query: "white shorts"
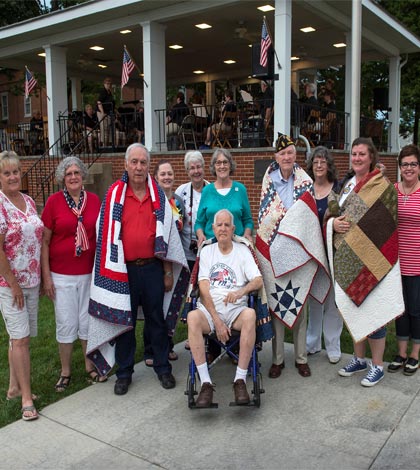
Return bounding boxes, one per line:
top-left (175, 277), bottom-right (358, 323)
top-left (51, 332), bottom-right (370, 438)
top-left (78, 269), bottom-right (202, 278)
top-left (0, 285), bottom-right (39, 339)
top-left (52, 272), bottom-right (92, 343)
top-left (196, 300), bottom-right (247, 333)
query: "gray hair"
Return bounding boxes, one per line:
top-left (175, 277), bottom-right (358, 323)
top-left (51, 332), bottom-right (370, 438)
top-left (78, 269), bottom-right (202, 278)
top-left (184, 150), bottom-right (204, 171)
top-left (125, 143), bottom-right (150, 163)
top-left (55, 156), bottom-right (88, 185)
top-left (209, 148), bottom-right (236, 177)
top-left (0, 150), bottom-right (20, 172)
top-left (213, 208), bottom-right (235, 226)
top-left (305, 82), bottom-right (316, 94)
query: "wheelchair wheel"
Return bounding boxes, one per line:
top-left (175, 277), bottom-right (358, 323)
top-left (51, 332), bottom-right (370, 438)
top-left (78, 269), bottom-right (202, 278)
top-left (186, 373), bottom-right (197, 408)
top-left (252, 372), bottom-right (262, 408)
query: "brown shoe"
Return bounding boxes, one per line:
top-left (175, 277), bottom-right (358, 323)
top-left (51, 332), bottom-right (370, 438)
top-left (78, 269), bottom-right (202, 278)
top-left (295, 362), bottom-right (311, 377)
top-left (233, 379), bottom-right (250, 405)
top-left (268, 362), bottom-right (285, 378)
top-left (196, 382), bottom-right (214, 407)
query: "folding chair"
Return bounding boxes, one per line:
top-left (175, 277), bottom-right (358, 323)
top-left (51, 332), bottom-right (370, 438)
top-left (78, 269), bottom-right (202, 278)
top-left (264, 106), bottom-right (274, 146)
top-left (179, 114), bottom-right (197, 150)
top-left (212, 111), bottom-right (238, 148)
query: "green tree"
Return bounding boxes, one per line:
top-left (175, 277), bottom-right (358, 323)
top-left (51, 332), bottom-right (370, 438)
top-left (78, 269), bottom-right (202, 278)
top-left (380, 0), bottom-right (420, 144)
top-left (0, 0), bottom-right (43, 26)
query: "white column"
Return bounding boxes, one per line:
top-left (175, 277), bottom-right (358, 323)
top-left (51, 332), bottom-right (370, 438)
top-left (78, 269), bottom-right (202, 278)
top-left (44, 45), bottom-right (68, 154)
top-left (274, 0), bottom-right (292, 139)
top-left (344, 32), bottom-right (352, 151)
top-left (70, 77), bottom-right (82, 111)
top-left (388, 56), bottom-right (401, 152)
top-left (350, 0), bottom-right (362, 145)
top-left (142, 21), bottom-right (166, 151)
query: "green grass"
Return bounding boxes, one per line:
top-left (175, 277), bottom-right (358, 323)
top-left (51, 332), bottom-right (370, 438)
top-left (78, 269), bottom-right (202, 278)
top-left (1, 297), bottom-right (397, 429)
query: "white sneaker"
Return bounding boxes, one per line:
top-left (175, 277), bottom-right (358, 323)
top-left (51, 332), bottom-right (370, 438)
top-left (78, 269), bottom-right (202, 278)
top-left (328, 356), bottom-right (341, 364)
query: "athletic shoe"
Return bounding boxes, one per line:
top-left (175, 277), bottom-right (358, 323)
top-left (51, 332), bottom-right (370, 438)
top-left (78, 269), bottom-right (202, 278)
top-left (387, 355), bottom-right (407, 373)
top-left (338, 356), bottom-right (367, 377)
top-left (361, 364), bottom-right (384, 387)
top-left (328, 355), bottom-right (341, 364)
top-left (403, 358), bottom-right (419, 376)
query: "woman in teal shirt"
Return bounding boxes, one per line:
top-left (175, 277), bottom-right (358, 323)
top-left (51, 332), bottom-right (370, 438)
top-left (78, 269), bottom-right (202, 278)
top-left (195, 148), bottom-right (253, 245)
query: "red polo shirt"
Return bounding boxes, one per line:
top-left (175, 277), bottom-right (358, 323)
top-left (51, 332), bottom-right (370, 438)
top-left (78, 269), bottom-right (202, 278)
top-left (121, 184), bottom-right (156, 261)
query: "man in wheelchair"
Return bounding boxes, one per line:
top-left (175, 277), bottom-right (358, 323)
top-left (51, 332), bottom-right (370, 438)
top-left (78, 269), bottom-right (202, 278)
top-left (187, 209), bottom-right (263, 407)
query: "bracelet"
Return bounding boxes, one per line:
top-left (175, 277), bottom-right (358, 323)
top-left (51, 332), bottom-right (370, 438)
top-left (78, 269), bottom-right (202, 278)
top-left (164, 271), bottom-right (173, 277)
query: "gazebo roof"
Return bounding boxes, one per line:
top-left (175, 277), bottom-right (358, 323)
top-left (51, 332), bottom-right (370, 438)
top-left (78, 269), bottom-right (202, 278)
top-left (0, 0), bottom-right (419, 84)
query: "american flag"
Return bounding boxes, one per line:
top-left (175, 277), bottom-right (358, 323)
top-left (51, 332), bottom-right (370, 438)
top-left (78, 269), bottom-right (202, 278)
top-left (121, 48), bottom-right (135, 88)
top-left (260, 18), bottom-right (272, 68)
top-left (24, 67), bottom-right (37, 99)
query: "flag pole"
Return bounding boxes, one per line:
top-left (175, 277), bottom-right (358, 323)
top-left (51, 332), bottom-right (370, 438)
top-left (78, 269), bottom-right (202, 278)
top-left (264, 16), bottom-right (281, 70)
top-left (124, 45), bottom-right (149, 88)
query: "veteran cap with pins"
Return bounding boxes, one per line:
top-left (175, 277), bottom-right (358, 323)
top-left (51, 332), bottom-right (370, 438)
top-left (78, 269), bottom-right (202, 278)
top-left (275, 133), bottom-right (294, 151)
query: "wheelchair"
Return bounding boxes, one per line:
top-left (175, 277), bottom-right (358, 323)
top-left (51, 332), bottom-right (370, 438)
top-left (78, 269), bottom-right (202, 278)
top-left (184, 288), bottom-right (265, 409)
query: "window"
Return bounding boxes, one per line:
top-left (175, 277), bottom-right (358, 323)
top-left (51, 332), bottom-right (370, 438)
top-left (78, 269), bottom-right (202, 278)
top-left (24, 97), bottom-right (32, 117)
top-left (1, 93), bottom-right (8, 120)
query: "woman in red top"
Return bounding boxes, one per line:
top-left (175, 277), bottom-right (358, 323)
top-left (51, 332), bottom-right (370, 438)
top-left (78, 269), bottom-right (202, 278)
top-left (41, 156), bottom-right (102, 391)
top-left (145, 159), bottom-right (185, 364)
top-left (388, 144), bottom-right (420, 376)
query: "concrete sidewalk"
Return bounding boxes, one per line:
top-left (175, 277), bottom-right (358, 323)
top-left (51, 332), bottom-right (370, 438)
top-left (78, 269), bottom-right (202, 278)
top-left (1, 342), bottom-right (419, 470)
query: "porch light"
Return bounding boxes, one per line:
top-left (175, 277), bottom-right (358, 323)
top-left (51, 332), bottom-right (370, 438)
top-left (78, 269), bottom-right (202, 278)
top-left (333, 43), bottom-right (346, 48)
top-left (90, 46), bottom-right (104, 51)
top-left (224, 59), bottom-right (236, 64)
top-left (98, 64), bottom-right (107, 68)
top-left (195, 23), bottom-right (212, 29)
top-left (169, 45), bottom-right (183, 50)
top-left (38, 52), bottom-right (46, 57)
top-left (257, 5), bottom-right (275, 12)
top-left (120, 30), bottom-right (132, 34)
top-left (291, 56), bottom-right (300, 61)
top-left (300, 26), bottom-right (316, 33)
top-left (193, 70), bottom-right (205, 74)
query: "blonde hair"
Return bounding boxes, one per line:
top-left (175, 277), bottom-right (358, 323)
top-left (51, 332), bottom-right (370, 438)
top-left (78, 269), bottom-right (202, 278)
top-left (0, 151), bottom-right (20, 173)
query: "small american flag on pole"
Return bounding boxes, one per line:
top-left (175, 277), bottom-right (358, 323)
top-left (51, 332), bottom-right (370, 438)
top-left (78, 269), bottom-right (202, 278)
top-left (24, 67), bottom-right (38, 99)
top-left (260, 18), bottom-right (272, 68)
top-left (121, 47), bottom-right (135, 88)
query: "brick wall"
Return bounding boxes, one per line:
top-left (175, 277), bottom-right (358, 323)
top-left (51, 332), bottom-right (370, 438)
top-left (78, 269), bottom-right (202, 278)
top-left (20, 149), bottom-right (398, 224)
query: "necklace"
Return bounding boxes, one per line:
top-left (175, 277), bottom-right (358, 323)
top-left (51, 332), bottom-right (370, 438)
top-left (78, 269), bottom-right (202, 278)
top-left (314, 182), bottom-right (333, 200)
top-left (401, 182), bottom-right (419, 203)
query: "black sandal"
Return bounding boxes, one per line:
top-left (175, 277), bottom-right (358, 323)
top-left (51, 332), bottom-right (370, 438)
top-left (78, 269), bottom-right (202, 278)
top-left (55, 375), bottom-right (71, 392)
top-left (87, 369), bottom-right (108, 383)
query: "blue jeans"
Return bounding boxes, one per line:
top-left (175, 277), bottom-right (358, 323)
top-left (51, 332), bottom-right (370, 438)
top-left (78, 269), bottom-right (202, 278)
top-left (115, 259), bottom-right (171, 378)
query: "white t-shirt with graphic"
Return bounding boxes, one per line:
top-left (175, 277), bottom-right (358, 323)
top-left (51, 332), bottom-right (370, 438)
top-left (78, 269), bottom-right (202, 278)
top-left (198, 241), bottom-right (261, 310)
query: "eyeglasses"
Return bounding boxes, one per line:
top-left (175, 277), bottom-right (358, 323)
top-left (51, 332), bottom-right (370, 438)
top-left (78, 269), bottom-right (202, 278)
top-left (400, 162), bottom-right (419, 169)
top-left (312, 159), bottom-right (327, 166)
top-left (65, 170), bottom-right (81, 177)
top-left (215, 160), bottom-right (230, 167)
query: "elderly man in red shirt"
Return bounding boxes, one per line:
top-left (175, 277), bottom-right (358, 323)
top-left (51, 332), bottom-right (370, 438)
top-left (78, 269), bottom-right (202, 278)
top-left (87, 143), bottom-right (188, 395)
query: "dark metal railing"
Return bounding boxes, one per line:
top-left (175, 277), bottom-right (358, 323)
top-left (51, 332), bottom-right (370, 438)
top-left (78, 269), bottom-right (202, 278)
top-left (154, 100), bottom-right (355, 151)
top-left (22, 115), bottom-right (104, 207)
top-left (0, 121), bottom-right (48, 156)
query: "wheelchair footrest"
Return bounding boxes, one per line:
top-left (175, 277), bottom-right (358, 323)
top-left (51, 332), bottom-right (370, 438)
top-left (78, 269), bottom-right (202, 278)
top-left (189, 402), bottom-right (219, 409)
top-left (228, 400), bottom-right (259, 407)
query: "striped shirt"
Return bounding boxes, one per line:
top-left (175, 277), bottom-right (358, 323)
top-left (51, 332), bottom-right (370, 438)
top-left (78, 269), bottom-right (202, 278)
top-left (395, 183), bottom-right (420, 276)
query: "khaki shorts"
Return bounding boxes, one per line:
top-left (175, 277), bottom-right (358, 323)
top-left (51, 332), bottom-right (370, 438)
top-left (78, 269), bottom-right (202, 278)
top-left (196, 300), bottom-right (248, 333)
top-left (0, 286), bottom-right (39, 339)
